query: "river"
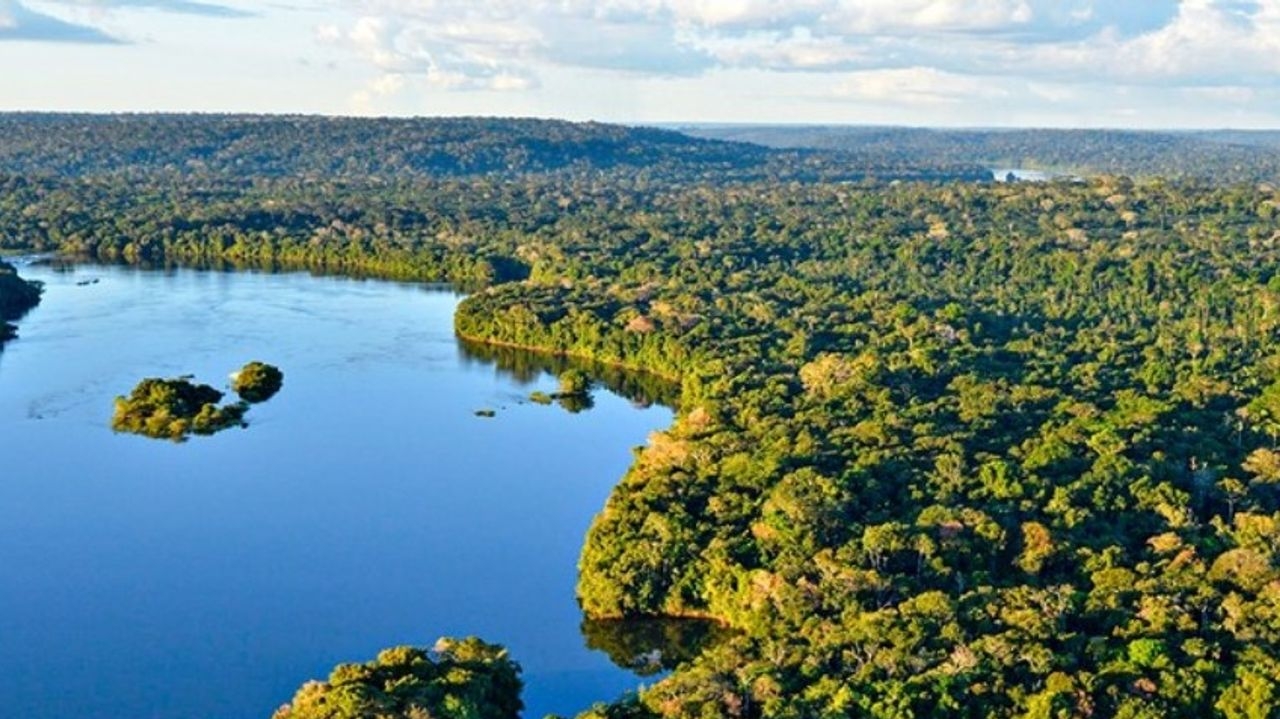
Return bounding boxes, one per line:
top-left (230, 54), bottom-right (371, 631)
top-left (0, 262), bottom-right (673, 718)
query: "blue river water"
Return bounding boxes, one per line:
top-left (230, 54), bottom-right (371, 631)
top-left (0, 263), bottom-right (672, 718)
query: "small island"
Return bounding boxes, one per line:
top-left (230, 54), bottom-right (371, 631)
top-left (528, 369), bottom-right (595, 413)
top-left (112, 377), bottom-right (246, 441)
top-left (113, 360), bottom-right (283, 441)
top-left (230, 361), bottom-right (283, 403)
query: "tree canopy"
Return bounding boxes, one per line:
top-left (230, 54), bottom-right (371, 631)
top-left (0, 260), bottom-right (41, 344)
top-left (5, 114), bottom-right (1280, 717)
top-left (272, 638), bottom-right (523, 719)
top-left (232, 361), bottom-right (283, 403)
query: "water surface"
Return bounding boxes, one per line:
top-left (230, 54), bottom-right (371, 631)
top-left (0, 264), bottom-right (672, 719)
top-left (991, 167), bottom-right (1053, 182)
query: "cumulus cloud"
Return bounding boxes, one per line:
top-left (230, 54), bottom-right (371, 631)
top-left (310, 0), bottom-right (1280, 124)
top-left (1009, 0), bottom-right (1280, 85)
top-left (321, 1), bottom-right (1239, 84)
top-left (318, 12), bottom-right (539, 92)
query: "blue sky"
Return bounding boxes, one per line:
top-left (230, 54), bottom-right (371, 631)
top-left (1, 0), bottom-right (1277, 127)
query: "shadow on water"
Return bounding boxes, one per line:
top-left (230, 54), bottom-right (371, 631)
top-left (457, 338), bottom-right (682, 411)
top-left (581, 618), bottom-right (735, 677)
top-left (37, 253), bottom-right (489, 291)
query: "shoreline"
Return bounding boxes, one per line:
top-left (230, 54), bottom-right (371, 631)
top-left (453, 331), bottom-right (684, 386)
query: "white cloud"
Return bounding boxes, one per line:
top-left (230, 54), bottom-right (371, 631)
top-left (824, 0), bottom-right (1035, 34)
top-left (1026, 81), bottom-right (1078, 104)
top-left (368, 70), bottom-right (402, 95)
top-left (314, 21), bottom-right (339, 42)
top-left (663, 0), bottom-right (826, 29)
top-left (832, 66), bottom-right (1010, 105)
top-left (318, 1), bottom-right (1206, 85)
top-left (310, 0), bottom-right (1280, 126)
top-left (324, 11), bottom-right (538, 91)
top-left (694, 27), bottom-right (875, 71)
top-left (1119, 0), bottom-right (1280, 80)
top-left (1013, 0), bottom-right (1280, 85)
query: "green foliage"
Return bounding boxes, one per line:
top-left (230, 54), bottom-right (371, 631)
top-left (0, 260), bottom-right (41, 344)
top-left (10, 116), bottom-right (1280, 717)
top-left (231, 361), bottom-right (283, 403)
top-left (272, 637), bottom-right (523, 719)
top-left (442, 176), bottom-right (1280, 718)
top-left (115, 360), bottom-right (284, 440)
top-left (686, 125), bottom-right (1280, 184)
top-left (112, 377), bottom-right (246, 441)
top-left (0, 114), bottom-right (988, 183)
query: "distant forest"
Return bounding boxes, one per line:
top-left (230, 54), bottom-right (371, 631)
top-left (682, 125), bottom-right (1280, 185)
top-left (0, 114), bottom-right (988, 183)
top-left (4, 114), bottom-right (1280, 719)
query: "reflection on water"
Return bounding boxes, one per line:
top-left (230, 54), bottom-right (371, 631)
top-left (35, 253), bottom-right (491, 291)
top-left (458, 338), bottom-right (682, 411)
top-left (582, 618), bottom-right (735, 677)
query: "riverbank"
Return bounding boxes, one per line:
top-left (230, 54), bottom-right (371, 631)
top-left (0, 259), bottom-right (42, 344)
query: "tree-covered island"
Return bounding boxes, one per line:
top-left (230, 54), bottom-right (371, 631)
top-left (113, 361), bottom-right (283, 441)
top-left (111, 377), bottom-right (247, 441)
top-left (232, 361), bottom-right (284, 403)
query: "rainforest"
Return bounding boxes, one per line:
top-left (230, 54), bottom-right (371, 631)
top-left (3, 115), bottom-right (1280, 718)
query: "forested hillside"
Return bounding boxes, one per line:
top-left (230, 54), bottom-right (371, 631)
top-left (683, 125), bottom-right (1280, 185)
top-left (0, 114), bottom-right (987, 183)
top-left (4, 115), bottom-right (1280, 717)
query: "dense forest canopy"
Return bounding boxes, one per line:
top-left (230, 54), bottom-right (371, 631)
top-left (5, 114), bottom-right (1280, 717)
top-left (455, 175), bottom-right (1280, 719)
top-left (0, 114), bottom-right (987, 183)
top-left (682, 125), bottom-right (1280, 185)
top-left (112, 376), bottom-right (247, 440)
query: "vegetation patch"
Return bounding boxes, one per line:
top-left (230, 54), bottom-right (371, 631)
top-left (112, 377), bottom-right (246, 441)
top-left (231, 361), bottom-right (283, 403)
top-left (271, 637), bottom-right (522, 719)
top-left (113, 360), bottom-right (282, 441)
top-left (0, 260), bottom-right (42, 344)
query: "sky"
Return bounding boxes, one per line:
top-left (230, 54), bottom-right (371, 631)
top-left (0, 0), bottom-right (1278, 128)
